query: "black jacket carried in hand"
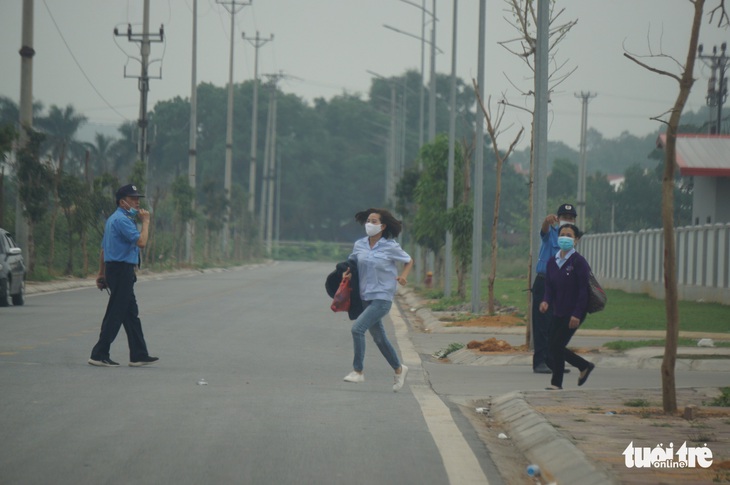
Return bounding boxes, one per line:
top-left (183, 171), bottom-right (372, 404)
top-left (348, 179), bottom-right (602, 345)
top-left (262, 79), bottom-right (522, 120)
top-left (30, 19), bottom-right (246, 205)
top-left (325, 258), bottom-right (363, 320)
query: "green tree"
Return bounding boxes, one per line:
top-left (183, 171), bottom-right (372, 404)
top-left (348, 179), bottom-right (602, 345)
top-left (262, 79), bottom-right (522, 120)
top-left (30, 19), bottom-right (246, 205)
top-left (547, 158), bottom-right (578, 200)
top-left (36, 104), bottom-right (87, 274)
top-left (15, 129), bottom-right (53, 275)
top-left (200, 178), bottom-right (228, 261)
top-left (585, 171), bottom-right (615, 233)
top-left (86, 133), bottom-right (116, 177)
top-left (412, 134), bottom-right (467, 284)
top-left (171, 174), bottom-right (196, 261)
top-left (58, 173), bottom-right (89, 275)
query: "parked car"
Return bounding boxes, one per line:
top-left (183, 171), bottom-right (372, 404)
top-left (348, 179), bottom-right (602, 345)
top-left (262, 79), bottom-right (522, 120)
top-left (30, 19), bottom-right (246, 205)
top-left (0, 228), bottom-right (25, 306)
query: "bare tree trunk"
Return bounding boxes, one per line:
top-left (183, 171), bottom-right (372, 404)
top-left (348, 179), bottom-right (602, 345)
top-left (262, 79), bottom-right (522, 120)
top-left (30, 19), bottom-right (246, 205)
top-left (27, 222), bottom-right (36, 276)
top-left (472, 85), bottom-right (524, 315)
top-left (624, 0), bottom-right (705, 414)
top-left (82, 226), bottom-right (88, 276)
top-left (65, 213), bottom-right (74, 276)
top-left (660, 0), bottom-right (703, 415)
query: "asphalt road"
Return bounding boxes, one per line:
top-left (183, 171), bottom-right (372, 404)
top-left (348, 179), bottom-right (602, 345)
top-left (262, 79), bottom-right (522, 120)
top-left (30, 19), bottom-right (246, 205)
top-left (0, 262), bottom-right (502, 485)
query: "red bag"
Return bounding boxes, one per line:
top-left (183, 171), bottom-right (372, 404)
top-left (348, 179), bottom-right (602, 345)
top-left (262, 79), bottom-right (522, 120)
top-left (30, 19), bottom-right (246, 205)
top-left (330, 278), bottom-right (351, 313)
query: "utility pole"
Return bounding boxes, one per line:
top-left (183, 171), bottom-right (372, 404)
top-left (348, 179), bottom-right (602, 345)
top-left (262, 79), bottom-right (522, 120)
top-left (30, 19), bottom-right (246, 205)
top-left (575, 91), bottom-right (596, 224)
top-left (366, 70), bottom-right (400, 205)
top-left (444, 0), bottom-right (457, 298)
top-left (531, 0), bottom-right (549, 285)
top-left (260, 73), bottom-right (282, 256)
top-left (698, 42), bottom-right (729, 134)
top-left (217, 0), bottom-right (251, 257)
top-left (386, 1), bottom-right (440, 285)
top-left (242, 31), bottom-right (274, 215)
top-left (15, 0), bottom-right (34, 259)
top-left (186, 0), bottom-right (198, 264)
top-left (471, 0), bottom-right (485, 314)
top-left (114, 0), bottom-right (164, 187)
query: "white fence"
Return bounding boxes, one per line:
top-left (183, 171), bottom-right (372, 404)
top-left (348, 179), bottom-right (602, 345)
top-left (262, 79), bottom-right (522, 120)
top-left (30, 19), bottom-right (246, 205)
top-left (580, 223), bottom-right (730, 305)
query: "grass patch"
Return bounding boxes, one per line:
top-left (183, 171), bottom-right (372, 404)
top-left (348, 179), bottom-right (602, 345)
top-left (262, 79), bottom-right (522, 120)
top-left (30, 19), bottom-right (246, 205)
top-left (434, 343), bottom-right (465, 359)
top-left (707, 387), bottom-right (730, 407)
top-left (603, 339), bottom-right (730, 351)
top-left (421, 277), bottom-right (730, 334)
top-left (624, 398), bottom-right (651, 407)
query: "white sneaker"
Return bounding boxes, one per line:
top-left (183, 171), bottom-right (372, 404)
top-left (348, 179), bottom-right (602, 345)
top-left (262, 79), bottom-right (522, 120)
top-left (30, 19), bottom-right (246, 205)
top-left (343, 371), bottom-right (364, 383)
top-left (393, 365), bottom-right (408, 392)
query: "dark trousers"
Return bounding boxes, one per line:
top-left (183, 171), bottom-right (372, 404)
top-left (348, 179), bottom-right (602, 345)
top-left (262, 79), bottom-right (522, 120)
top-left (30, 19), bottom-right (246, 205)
top-left (90, 262), bottom-right (149, 361)
top-left (531, 275), bottom-right (550, 369)
top-left (547, 314), bottom-right (590, 388)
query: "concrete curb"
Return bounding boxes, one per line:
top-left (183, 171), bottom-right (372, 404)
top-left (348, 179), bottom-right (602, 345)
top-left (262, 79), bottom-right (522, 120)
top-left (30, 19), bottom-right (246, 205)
top-left (396, 285), bottom-right (729, 484)
top-left (491, 392), bottom-right (619, 484)
top-left (395, 286), bottom-right (730, 372)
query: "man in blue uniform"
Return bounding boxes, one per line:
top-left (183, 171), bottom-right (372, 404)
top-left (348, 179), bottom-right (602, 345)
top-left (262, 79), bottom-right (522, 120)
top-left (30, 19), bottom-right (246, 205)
top-left (532, 203), bottom-right (576, 374)
top-left (88, 184), bottom-right (158, 367)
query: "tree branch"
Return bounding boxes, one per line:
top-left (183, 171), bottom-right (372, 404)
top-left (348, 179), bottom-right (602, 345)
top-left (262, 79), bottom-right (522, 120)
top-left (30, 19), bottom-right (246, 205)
top-left (623, 52), bottom-right (682, 83)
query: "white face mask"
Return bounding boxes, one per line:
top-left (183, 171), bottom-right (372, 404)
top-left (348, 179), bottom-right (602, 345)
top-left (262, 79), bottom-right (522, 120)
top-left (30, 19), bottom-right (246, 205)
top-left (559, 219), bottom-right (572, 227)
top-left (365, 222), bottom-right (383, 237)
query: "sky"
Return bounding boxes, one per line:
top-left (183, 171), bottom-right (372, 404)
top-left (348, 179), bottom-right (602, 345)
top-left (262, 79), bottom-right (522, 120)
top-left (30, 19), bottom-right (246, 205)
top-left (1, 0), bottom-right (729, 151)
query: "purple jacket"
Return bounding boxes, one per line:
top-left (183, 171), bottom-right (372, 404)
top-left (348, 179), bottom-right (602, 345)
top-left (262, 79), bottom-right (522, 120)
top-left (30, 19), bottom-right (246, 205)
top-left (543, 251), bottom-right (591, 321)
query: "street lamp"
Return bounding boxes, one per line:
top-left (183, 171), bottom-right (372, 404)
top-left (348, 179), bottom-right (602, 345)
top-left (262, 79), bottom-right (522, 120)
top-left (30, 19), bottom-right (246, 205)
top-left (385, 0), bottom-right (439, 283)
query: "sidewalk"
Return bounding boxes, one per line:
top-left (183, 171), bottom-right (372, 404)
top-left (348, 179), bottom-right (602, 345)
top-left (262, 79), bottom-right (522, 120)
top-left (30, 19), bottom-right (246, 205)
top-left (396, 286), bottom-right (730, 485)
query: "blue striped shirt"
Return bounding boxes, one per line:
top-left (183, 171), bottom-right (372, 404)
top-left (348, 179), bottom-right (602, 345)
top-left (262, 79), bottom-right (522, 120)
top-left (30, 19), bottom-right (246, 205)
top-left (349, 237), bottom-right (411, 301)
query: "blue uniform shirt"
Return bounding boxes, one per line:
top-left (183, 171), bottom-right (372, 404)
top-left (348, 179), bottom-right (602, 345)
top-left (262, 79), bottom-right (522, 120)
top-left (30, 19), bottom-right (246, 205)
top-left (536, 225), bottom-right (559, 275)
top-left (349, 237), bottom-right (411, 302)
top-left (102, 207), bottom-right (141, 264)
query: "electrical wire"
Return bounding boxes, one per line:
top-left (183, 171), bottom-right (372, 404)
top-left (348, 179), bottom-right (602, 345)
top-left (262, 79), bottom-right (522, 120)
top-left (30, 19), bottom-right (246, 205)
top-left (41, 0), bottom-right (130, 121)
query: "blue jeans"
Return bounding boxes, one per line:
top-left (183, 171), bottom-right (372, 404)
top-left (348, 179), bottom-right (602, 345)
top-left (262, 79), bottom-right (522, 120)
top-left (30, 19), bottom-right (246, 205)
top-left (351, 300), bottom-right (401, 372)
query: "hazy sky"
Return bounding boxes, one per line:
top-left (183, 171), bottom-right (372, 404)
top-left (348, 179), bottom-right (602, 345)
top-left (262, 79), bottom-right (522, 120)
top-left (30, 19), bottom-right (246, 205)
top-left (1, 0), bottom-right (728, 150)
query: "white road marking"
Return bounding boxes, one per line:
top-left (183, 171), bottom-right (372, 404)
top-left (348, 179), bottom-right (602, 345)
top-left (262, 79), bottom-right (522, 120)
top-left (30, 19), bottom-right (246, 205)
top-left (390, 306), bottom-right (490, 485)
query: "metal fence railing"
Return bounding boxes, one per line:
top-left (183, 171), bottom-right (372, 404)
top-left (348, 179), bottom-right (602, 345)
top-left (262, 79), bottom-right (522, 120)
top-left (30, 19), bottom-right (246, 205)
top-left (580, 223), bottom-right (730, 305)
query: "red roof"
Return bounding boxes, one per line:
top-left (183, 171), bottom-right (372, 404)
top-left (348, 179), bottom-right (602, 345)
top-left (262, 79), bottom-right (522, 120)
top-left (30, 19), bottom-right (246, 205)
top-left (657, 133), bottom-right (730, 177)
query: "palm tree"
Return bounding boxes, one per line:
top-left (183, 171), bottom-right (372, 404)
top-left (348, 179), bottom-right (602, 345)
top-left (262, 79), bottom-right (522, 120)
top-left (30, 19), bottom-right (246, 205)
top-left (35, 104), bottom-right (87, 274)
top-left (85, 132), bottom-right (117, 179)
top-left (102, 121), bottom-right (138, 181)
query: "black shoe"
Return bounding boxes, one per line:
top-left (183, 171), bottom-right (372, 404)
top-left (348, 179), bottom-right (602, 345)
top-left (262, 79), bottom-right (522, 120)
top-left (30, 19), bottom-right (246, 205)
top-left (129, 356), bottom-right (159, 367)
top-left (533, 364), bottom-right (551, 374)
top-left (88, 358), bottom-right (120, 367)
top-left (563, 368), bottom-right (571, 374)
top-left (578, 363), bottom-right (595, 386)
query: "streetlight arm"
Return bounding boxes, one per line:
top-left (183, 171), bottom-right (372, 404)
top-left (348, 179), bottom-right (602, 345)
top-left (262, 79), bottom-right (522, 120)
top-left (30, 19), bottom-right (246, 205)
top-left (397, 0), bottom-right (436, 19)
top-left (383, 24), bottom-right (443, 54)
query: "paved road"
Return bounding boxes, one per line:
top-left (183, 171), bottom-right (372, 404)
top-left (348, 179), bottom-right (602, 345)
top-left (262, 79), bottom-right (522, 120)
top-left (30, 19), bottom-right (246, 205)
top-left (0, 262), bottom-right (501, 485)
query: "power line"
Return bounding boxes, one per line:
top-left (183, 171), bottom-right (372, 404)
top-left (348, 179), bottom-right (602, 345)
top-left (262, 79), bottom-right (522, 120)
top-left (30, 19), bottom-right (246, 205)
top-left (41, 0), bottom-right (129, 121)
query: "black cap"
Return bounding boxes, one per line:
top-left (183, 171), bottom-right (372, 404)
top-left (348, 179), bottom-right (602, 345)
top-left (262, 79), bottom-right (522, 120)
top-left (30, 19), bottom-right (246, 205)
top-left (557, 203), bottom-right (577, 217)
top-left (115, 184), bottom-right (145, 202)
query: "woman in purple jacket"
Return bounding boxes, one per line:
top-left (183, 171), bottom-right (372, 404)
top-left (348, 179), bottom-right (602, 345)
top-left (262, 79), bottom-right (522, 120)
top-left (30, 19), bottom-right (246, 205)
top-left (539, 223), bottom-right (596, 390)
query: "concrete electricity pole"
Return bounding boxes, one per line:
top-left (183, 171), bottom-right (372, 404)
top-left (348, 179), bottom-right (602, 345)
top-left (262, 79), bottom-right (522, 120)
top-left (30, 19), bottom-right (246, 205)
top-left (698, 42), bottom-right (729, 134)
top-left (186, 0), bottom-right (198, 264)
top-left (575, 91), bottom-right (596, 224)
top-left (260, 73), bottom-right (282, 256)
top-left (15, 0), bottom-right (34, 259)
top-left (242, 31), bottom-right (274, 215)
top-left (114, 0), bottom-right (164, 186)
top-left (531, 0), bottom-right (549, 289)
top-left (470, 0), bottom-right (486, 314)
top-left (217, 0), bottom-right (251, 256)
top-left (444, 0), bottom-right (458, 298)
